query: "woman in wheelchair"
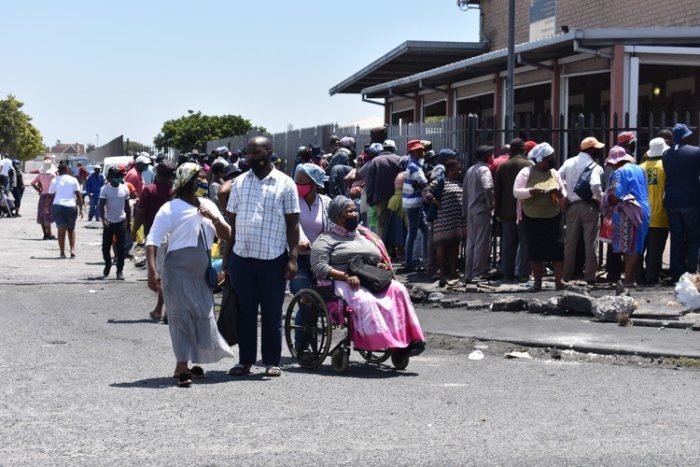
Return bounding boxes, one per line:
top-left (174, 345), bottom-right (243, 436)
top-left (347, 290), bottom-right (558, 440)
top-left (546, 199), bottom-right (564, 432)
top-left (309, 195), bottom-right (425, 359)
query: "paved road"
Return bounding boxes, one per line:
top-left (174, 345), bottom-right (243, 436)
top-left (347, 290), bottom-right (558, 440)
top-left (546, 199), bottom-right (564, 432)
top-left (2, 186), bottom-right (700, 466)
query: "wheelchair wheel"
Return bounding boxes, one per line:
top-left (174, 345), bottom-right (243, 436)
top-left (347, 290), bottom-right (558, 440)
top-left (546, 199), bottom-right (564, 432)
top-left (284, 289), bottom-right (332, 369)
top-left (331, 348), bottom-right (350, 374)
top-left (391, 350), bottom-right (410, 370)
top-left (358, 349), bottom-right (391, 364)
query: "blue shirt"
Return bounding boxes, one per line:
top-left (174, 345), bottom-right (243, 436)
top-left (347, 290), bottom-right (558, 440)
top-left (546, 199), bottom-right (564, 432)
top-left (611, 164), bottom-right (650, 222)
top-left (662, 143), bottom-right (700, 209)
top-left (85, 173), bottom-right (104, 196)
top-left (402, 159), bottom-right (428, 209)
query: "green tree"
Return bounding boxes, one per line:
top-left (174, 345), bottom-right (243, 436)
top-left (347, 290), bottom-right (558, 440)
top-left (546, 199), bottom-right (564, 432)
top-left (0, 95), bottom-right (45, 160)
top-left (125, 140), bottom-right (152, 156)
top-left (153, 110), bottom-right (266, 152)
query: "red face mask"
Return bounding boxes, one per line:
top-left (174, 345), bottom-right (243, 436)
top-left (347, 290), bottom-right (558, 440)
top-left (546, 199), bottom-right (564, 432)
top-left (296, 183), bottom-right (313, 198)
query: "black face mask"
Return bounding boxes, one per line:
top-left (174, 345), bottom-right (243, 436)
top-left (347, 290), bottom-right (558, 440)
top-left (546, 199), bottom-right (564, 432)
top-left (250, 157), bottom-right (270, 175)
top-left (342, 216), bottom-right (359, 232)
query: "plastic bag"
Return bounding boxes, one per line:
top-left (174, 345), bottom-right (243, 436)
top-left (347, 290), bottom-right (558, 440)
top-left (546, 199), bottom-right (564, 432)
top-left (674, 272), bottom-right (700, 310)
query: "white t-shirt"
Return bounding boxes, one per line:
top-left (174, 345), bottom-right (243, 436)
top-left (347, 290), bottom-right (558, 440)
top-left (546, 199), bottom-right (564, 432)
top-left (558, 152), bottom-right (604, 202)
top-left (0, 158), bottom-right (12, 176)
top-left (146, 197), bottom-right (224, 253)
top-left (48, 175), bottom-right (81, 207)
top-left (99, 183), bottom-right (130, 223)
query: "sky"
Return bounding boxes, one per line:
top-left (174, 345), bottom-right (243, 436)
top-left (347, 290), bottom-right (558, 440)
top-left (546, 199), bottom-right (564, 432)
top-left (1, 1), bottom-right (480, 148)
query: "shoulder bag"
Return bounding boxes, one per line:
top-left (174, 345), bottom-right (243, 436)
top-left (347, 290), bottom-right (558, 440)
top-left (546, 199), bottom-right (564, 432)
top-left (200, 224), bottom-right (219, 290)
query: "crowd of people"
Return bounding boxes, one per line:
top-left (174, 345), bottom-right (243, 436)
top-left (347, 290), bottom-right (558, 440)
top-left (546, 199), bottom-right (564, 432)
top-left (6, 120), bottom-right (700, 386)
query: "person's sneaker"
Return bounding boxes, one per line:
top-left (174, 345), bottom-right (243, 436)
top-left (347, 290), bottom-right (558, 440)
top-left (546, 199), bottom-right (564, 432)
top-left (103, 265), bottom-right (111, 278)
top-left (116, 272), bottom-right (125, 281)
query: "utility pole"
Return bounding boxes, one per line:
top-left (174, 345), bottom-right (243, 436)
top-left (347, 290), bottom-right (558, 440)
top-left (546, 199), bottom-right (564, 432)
top-left (505, 0), bottom-right (515, 142)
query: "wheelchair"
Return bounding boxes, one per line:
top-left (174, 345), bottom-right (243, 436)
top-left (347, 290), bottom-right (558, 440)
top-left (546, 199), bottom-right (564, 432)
top-left (284, 284), bottom-right (411, 374)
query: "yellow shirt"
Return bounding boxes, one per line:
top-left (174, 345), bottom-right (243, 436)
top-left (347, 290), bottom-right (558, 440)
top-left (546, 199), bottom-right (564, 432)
top-left (639, 158), bottom-right (668, 228)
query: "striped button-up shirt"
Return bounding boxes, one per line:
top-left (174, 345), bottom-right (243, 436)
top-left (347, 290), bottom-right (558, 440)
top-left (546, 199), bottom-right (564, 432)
top-left (227, 168), bottom-right (300, 260)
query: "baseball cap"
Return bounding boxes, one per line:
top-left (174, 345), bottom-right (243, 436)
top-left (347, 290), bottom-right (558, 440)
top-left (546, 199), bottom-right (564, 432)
top-left (580, 136), bottom-right (605, 151)
top-left (617, 131), bottom-right (636, 145)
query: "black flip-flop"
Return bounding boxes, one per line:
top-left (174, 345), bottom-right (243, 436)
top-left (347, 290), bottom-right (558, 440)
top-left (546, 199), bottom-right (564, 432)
top-left (190, 366), bottom-right (205, 378)
top-left (228, 364), bottom-right (251, 376)
top-left (176, 372), bottom-right (192, 388)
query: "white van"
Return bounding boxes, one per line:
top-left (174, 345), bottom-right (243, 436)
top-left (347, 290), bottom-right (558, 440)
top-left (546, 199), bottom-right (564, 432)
top-left (102, 156), bottom-right (132, 174)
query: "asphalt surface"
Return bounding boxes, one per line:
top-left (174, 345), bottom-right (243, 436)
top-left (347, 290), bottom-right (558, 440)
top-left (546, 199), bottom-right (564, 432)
top-left (2, 186), bottom-right (700, 466)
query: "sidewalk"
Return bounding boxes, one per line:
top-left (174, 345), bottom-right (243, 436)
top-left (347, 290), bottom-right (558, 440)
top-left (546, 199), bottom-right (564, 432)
top-left (416, 307), bottom-right (700, 359)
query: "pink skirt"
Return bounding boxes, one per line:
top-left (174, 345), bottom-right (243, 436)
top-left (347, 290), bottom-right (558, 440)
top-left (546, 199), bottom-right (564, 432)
top-left (332, 280), bottom-right (425, 352)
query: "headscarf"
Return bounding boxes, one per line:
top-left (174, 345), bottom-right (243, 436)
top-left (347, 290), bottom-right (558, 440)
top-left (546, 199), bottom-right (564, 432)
top-left (295, 163), bottom-right (325, 188)
top-left (527, 142), bottom-right (555, 163)
top-left (327, 195), bottom-right (352, 224)
top-left (173, 162), bottom-right (200, 192)
top-left (40, 158), bottom-right (57, 174)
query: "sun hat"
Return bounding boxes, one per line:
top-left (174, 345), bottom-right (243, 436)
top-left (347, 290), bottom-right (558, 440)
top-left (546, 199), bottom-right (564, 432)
top-left (605, 146), bottom-right (635, 166)
top-left (383, 139), bottom-right (396, 150)
top-left (367, 143), bottom-right (383, 155)
top-left (672, 123), bottom-right (693, 143)
top-left (617, 131), bottom-right (636, 145)
top-left (135, 155), bottom-right (151, 165)
top-left (647, 137), bottom-right (669, 158)
top-left (407, 140), bottom-right (424, 153)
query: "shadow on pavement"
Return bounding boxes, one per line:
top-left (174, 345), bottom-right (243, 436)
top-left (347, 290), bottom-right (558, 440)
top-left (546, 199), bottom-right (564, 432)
top-left (282, 362), bottom-right (418, 379)
top-left (107, 318), bottom-right (159, 324)
top-left (29, 256), bottom-right (66, 260)
top-left (84, 262), bottom-right (106, 266)
top-left (110, 371), bottom-right (256, 389)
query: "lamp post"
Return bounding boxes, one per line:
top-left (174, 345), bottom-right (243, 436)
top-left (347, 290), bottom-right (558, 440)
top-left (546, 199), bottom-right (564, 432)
top-left (505, 0), bottom-right (515, 142)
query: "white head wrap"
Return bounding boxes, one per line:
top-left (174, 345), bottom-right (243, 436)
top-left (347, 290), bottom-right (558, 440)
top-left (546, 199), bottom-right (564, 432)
top-left (527, 142), bottom-right (555, 163)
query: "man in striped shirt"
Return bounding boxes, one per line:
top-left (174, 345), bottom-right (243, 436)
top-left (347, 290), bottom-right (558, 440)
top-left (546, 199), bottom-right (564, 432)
top-left (224, 136), bottom-right (301, 378)
top-left (402, 140), bottom-right (429, 271)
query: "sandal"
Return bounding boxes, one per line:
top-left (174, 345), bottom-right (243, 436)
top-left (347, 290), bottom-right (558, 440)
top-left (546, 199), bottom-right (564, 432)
top-left (175, 372), bottom-right (192, 388)
top-left (190, 365), bottom-right (205, 378)
top-left (265, 366), bottom-right (281, 377)
top-left (228, 364), bottom-right (251, 376)
top-left (149, 311), bottom-right (162, 321)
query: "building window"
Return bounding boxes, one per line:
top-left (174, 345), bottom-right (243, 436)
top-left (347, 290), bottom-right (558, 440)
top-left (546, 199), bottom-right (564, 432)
top-left (567, 72), bottom-right (611, 121)
top-left (638, 64), bottom-right (700, 129)
top-left (391, 109), bottom-right (414, 125)
top-left (423, 100), bottom-right (447, 123)
top-left (513, 83), bottom-right (551, 126)
top-left (457, 93), bottom-right (494, 120)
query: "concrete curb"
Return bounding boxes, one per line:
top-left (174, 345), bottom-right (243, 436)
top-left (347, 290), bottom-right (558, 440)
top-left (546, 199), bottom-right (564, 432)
top-left (426, 331), bottom-right (700, 360)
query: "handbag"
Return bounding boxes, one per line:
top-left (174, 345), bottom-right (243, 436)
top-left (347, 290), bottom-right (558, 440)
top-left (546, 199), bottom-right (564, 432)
top-left (200, 225), bottom-right (219, 290)
top-left (217, 282), bottom-right (238, 345)
top-left (348, 255), bottom-right (393, 294)
top-left (424, 177), bottom-right (445, 222)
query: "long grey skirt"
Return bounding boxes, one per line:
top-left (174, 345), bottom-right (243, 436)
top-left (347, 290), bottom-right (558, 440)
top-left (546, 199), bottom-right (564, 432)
top-left (162, 237), bottom-right (234, 363)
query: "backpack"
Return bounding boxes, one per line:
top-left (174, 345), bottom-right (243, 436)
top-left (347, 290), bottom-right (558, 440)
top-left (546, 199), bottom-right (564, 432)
top-left (573, 162), bottom-right (597, 202)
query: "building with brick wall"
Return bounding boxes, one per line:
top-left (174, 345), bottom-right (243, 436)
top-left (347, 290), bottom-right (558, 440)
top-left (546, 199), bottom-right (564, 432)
top-left (331, 0), bottom-right (700, 155)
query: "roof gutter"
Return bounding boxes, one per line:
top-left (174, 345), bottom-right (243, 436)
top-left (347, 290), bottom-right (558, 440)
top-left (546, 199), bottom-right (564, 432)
top-left (573, 39), bottom-right (612, 59)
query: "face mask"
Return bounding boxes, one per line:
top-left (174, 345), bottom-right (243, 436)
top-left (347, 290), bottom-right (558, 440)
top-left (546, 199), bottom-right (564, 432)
top-left (110, 177), bottom-right (123, 187)
top-left (250, 157), bottom-right (270, 175)
top-left (195, 181), bottom-right (208, 197)
top-left (296, 183), bottom-right (313, 198)
top-left (545, 159), bottom-right (556, 170)
top-left (342, 216), bottom-right (359, 232)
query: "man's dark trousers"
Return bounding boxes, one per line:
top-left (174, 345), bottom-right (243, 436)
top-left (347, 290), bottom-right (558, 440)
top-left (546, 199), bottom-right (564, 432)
top-left (667, 206), bottom-right (700, 281)
top-left (230, 252), bottom-right (287, 367)
top-left (102, 220), bottom-right (127, 273)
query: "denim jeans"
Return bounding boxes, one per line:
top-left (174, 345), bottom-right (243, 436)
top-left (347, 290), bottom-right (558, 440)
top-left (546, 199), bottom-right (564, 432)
top-left (88, 195), bottom-right (101, 221)
top-left (405, 206), bottom-right (428, 269)
top-left (289, 255), bottom-right (313, 349)
top-left (666, 206), bottom-right (700, 281)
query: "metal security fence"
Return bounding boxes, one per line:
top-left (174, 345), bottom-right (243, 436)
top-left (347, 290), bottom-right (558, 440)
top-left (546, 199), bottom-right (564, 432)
top-left (207, 110), bottom-right (699, 175)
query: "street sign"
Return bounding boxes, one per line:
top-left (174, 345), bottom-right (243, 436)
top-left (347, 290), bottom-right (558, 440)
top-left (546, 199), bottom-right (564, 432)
top-left (529, 0), bottom-right (557, 41)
